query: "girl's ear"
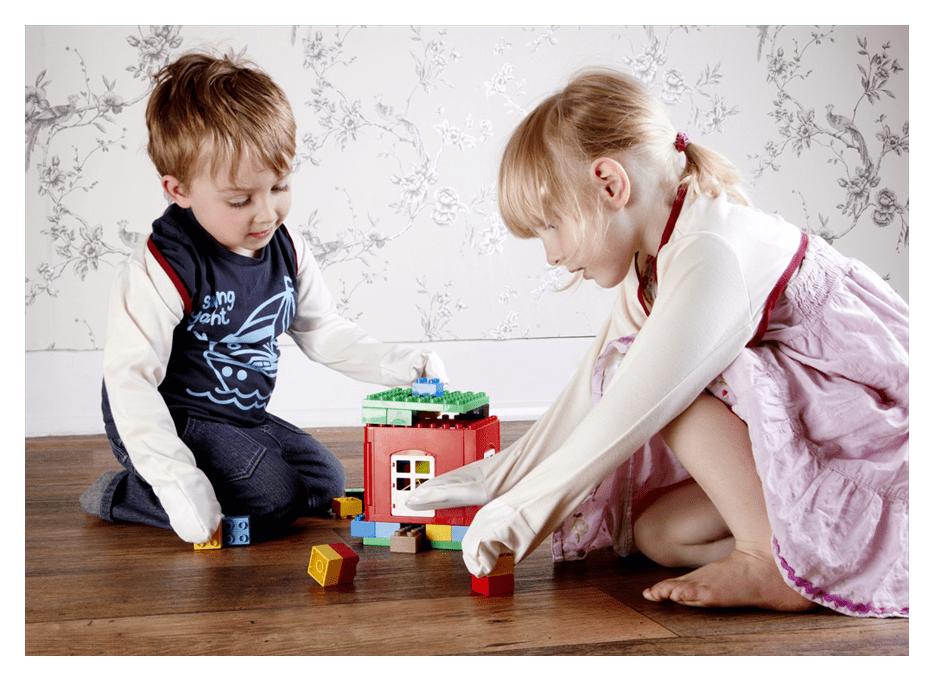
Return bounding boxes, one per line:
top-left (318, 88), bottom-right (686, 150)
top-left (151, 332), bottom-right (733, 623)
top-left (161, 175), bottom-right (192, 208)
top-left (591, 158), bottom-right (631, 210)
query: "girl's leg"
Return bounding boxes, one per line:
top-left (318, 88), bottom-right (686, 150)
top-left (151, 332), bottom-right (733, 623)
top-left (633, 479), bottom-right (733, 568)
top-left (641, 392), bottom-right (813, 611)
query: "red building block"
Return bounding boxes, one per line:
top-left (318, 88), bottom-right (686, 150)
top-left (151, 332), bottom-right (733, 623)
top-left (363, 415), bottom-right (500, 526)
top-left (471, 573), bottom-right (515, 596)
top-left (308, 542), bottom-right (359, 587)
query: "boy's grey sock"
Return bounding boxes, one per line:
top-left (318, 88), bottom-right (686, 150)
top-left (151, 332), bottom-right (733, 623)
top-left (79, 470), bottom-right (124, 520)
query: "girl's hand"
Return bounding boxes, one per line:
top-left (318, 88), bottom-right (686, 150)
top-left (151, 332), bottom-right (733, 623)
top-left (406, 459), bottom-right (491, 510)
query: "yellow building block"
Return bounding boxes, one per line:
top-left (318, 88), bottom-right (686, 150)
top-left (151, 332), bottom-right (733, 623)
top-left (308, 542), bottom-right (359, 587)
top-left (194, 522), bottom-right (222, 550)
top-left (425, 524), bottom-right (452, 542)
top-left (332, 496), bottom-right (363, 519)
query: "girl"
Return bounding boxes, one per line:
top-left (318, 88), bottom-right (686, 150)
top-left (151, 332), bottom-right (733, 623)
top-left (408, 69), bottom-right (908, 617)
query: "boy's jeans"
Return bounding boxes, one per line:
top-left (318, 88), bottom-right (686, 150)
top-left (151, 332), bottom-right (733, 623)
top-left (85, 384), bottom-right (346, 540)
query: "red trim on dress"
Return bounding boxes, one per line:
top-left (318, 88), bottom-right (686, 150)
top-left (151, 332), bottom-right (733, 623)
top-left (636, 189), bottom-right (810, 347)
top-left (746, 231), bottom-right (809, 347)
top-left (637, 185), bottom-right (687, 316)
top-left (146, 236), bottom-right (192, 317)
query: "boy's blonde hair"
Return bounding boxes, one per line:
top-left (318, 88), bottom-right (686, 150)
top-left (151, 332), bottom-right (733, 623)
top-left (499, 69), bottom-right (748, 250)
top-left (146, 52), bottom-right (296, 187)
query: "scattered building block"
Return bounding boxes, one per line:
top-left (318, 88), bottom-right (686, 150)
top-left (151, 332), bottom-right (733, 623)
top-left (308, 542), bottom-right (359, 587)
top-left (390, 525), bottom-right (426, 553)
top-left (332, 496), bottom-right (363, 519)
top-left (222, 516), bottom-right (251, 546)
top-left (471, 573), bottom-right (515, 596)
top-left (471, 553), bottom-right (515, 596)
top-left (194, 522), bottom-right (222, 550)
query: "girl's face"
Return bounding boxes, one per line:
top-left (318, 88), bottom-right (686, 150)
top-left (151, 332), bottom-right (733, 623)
top-left (164, 154), bottom-right (293, 258)
top-left (534, 215), bottom-right (635, 289)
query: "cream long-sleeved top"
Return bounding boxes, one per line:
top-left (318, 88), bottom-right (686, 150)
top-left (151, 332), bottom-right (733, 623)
top-left (437, 191), bottom-right (808, 576)
top-left (102, 221), bottom-right (447, 544)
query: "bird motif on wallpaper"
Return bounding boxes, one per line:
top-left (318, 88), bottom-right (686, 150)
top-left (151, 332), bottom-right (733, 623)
top-left (117, 220), bottom-right (147, 250)
top-left (25, 94), bottom-right (79, 173)
top-left (825, 104), bottom-right (871, 168)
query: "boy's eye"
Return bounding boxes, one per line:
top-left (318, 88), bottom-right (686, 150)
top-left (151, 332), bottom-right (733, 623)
top-left (229, 198), bottom-right (250, 208)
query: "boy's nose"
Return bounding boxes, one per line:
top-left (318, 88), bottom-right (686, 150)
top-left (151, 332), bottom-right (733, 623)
top-left (255, 196), bottom-right (278, 224)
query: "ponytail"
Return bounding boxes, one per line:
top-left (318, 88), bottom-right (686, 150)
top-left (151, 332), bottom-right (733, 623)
top-left (678, 139), bottom-right (750, 207)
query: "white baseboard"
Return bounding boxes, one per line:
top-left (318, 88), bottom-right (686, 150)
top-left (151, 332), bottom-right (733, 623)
top-left (25, 337), bottom-right (592, 437)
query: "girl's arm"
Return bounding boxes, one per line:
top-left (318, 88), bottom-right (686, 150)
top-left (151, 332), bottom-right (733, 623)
top-left (285, 230), bottom-right (447, 386)
top-left (102, 245), bottom-right (223, 544)
top-left (461, 233), bottom-right (760, 575)
top-left (408, 266), bottom-right (647, 511)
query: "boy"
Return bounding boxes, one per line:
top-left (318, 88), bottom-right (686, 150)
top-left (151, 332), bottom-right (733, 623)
top-left (80, 52), bottom-right (447, 545)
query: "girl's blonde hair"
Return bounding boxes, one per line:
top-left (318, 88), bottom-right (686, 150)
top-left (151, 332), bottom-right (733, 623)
top-left (498, 69), bottom-right (748, 249)
top-left (146, 52), bottom-right (296, 187)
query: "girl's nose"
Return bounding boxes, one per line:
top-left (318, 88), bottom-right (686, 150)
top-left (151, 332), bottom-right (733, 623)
top-left (544, 244), bottom-right (563, 267)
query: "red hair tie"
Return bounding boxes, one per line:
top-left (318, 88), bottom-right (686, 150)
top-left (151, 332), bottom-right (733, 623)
top-left (674, 132), bottom-right (691, 152)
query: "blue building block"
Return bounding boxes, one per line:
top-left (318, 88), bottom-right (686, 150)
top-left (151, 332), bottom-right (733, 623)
top-left (374, 521), bottom-right (402, 538)
top-left (350, 513), bottom-right (376, 538)
top-left (451, 525), bottom-right (469, 542)
top-left (222, 516), bottom-right (251, 546)
top-left (412, 377), bottom-right (445, 397)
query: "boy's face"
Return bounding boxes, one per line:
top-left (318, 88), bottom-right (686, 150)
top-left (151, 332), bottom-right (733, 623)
top-left (163, 154), bottom-right (292, 258)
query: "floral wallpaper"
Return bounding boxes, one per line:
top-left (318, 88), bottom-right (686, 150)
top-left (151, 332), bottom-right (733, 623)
top-left (25, 25), bottom-right (908, 353)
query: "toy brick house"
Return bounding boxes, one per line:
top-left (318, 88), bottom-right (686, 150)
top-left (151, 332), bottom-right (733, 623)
top-left (352, 384), bottom-right (500, 545)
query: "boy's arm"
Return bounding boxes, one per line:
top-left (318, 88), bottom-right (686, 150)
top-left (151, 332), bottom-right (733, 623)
top-left (285, 231), bottom-right (447, 386)
top-left (102, 244), bottom-right (223, 544)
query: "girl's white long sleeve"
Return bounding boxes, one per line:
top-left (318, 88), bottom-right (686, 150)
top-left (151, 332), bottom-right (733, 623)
top-left (451, 196), bottom-right (804, 575)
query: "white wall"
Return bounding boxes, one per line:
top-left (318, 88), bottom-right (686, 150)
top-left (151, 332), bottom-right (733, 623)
top-left (25, 337), bottom-right (589, 436)
top-left (25, 25), bottom-right (910, 437)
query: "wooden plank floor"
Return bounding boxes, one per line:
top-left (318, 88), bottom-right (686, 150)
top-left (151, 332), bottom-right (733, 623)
top-left (25, 423), bottom-right (909, 656)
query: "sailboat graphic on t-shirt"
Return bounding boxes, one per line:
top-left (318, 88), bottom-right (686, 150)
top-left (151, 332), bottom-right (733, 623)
top-left (188, 276), bottom-right (296, 411)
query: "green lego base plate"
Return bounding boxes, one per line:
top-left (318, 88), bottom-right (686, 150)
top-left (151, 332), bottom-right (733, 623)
top-left (361, 388), bottom-right (490, 425)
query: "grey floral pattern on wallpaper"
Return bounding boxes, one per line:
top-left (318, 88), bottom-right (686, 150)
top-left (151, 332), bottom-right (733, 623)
top-left (25, 25), bottom-right (908, 352)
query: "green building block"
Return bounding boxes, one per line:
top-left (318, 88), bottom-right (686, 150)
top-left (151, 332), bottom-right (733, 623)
top-left (361, 388), bottom-right (490, 425)
top-left (362, 537), bottom-right (392, 547)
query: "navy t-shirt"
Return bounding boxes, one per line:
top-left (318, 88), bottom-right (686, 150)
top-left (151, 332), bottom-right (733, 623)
top-left (147, 204), bottom-right (298, 430)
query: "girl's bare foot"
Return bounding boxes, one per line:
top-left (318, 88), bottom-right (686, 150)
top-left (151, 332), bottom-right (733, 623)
top-left (642, 543), bottom-right (815, 612)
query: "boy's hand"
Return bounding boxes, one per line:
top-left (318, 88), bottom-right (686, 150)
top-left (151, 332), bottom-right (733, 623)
top-left (155, 479), bottom-right (224, 544)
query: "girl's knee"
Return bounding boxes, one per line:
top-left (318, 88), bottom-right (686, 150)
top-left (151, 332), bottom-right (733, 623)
top-left (633, 513), bottom-right (684, 568)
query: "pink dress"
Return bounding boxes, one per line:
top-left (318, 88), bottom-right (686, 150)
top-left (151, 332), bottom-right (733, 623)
top-left (552, 230), bottom-right (909, 618)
